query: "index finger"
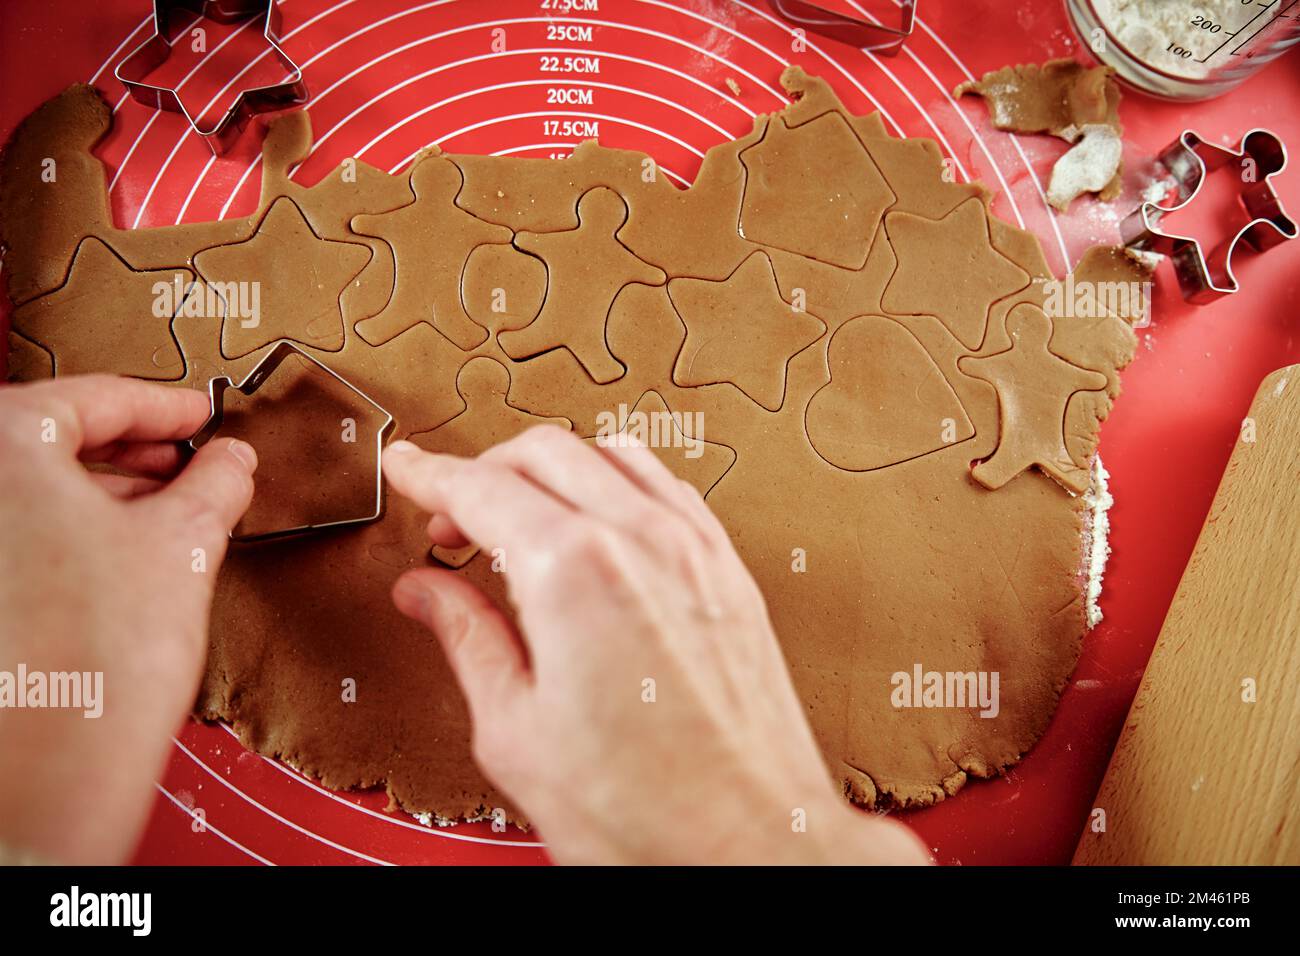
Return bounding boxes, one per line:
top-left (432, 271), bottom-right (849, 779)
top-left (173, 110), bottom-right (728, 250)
top-left (7, 376), bottom-right (211, 456)
top-left (382, 440), bottom-right (580, 562)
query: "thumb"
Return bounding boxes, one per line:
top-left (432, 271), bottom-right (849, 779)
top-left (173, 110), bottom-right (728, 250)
top-left (392, 567), bottom-right (529, 720)
top-left (138, 437), bottom-right (257, 561)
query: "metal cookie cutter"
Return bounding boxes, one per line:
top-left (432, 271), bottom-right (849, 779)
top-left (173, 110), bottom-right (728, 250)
top-left (188, 340), bottom-right (395, 542)
top-left (1122, 129), bottom-right (1297, 304)
top-left (115, 0), bottom-right (309, 155)
top-left (766, 0), bottom-right (917, 55)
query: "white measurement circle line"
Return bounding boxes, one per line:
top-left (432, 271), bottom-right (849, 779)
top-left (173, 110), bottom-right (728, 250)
top-left (304, 15), bottom-right (751, 118)
top-left (310, 72), bottom-right (735, 166)
top-left (366, 109), bottom-right (704, 166)
top-left (107, 12), bottom-right (206, 108)
top-left (176, 154), bottom-right (219, 222)
top-left (129, 0), bottom-right (354, 228)
top-left (89, 14), bottom-right (155, 85)
top-left (832, 2), bottom-right (970, 182)
top-left (171, 736), bottom-right (394, 865)
top-left (904, 8), bottom-right (1071, 268)
top-left (107, 14), bottom-right (263, 193)
top-left (856, 48), bottom-right (969, 180)
top-left (883, 36), bottom-right (1027, 227)
top-left (845, 0), bottom-right (1024, 224)
top-left (489, 15), bottom-right (787, 101)
top-left (231, 17), bottom-right (766, 210)
top-left (729, 0), bottom-right (914, 138)
top-left (154, 782), bottom-right (276, 865)
top-left (220, 22), bottom-right (767, 217)
top-left (635, 0), bottom-right (905, 140)
top-left (105, 14), bottom-right (202, 197)
top-left (216, 723), bottom-right (543, 847)
top-left (277, 0), bottom-right (456, 95)
top-left (221, 100), bottom-right (705, 219)
top-left (486, 143), bottom-right (692, 188)
top-left (377, 109), bottom-right (702, 171)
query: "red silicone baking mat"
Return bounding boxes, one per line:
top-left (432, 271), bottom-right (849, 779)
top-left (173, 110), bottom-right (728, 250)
top-left (2, 0), bottom-right (1298, 866)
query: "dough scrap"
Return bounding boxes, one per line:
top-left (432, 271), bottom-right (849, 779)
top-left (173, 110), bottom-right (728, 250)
top-left (1, 67), bottom-right (1143, 819)
top-left (1047, 125), bottom-right (1124, 212)
top-left (957, 59), bottom-right (1125, 209)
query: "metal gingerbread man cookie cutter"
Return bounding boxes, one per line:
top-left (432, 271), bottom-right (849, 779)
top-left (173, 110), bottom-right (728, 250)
top-left (1122, 129), bottom-right (1297, 304)
top-left (115, 0), bottom-right (309, 155)
top-left (187, 340), bottom-right (395, 542)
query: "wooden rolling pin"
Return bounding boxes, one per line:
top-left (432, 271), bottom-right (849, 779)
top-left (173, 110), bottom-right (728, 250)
top-left (1074, 364), bottom-right (1300, 866)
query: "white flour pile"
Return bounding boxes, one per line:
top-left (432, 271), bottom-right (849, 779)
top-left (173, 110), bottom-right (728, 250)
top-left (1092, 0), bottom-right (1242, 79)
top-left (1082, 456), bottom-right (1115, 628)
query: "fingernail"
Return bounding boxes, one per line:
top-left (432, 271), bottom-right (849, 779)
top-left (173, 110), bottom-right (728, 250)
top-left (386, 440), bottom-right (419, 458)
top-left (394, 575), bottom-right (433, 619)
top-left (226, 439), bottom-right (258, 472)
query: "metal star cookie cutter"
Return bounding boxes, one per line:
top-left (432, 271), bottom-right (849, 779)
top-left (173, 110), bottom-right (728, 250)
top-left (1122, 129), bottom-right (1297, 304)
top-left (188, 340), bottom-right (395, 542)
top-left (765, 0), bottom-right (917, 54)
top-left (114, 0), bottom-right (309, 156)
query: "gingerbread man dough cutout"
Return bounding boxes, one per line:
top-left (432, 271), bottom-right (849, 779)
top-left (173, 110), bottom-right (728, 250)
top-left (352, 155), bottom-right (514, 350)
top-left (499, 187), bottom-right (666, 384)
top-left (959, 304), bottom-right (1108, 493)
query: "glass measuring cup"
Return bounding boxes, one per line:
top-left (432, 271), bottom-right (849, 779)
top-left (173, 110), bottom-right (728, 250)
top-left (1066, 0), bottom-right (1300, 100)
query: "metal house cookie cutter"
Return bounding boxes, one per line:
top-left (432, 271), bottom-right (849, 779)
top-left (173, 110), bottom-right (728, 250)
top-left (766, 0), bottom-right (917, 55)
top-left (115, 0), bottom-right (309, 155)
top-left (1122, 129), bottom-right (1297, 304)
top-left (188, 340), bottom-right (395, 542)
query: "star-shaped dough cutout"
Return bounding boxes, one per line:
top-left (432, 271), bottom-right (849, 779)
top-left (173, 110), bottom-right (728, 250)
top-left (883, 198), bottom-right (1030, 350)
top-left (499, 187), bottom-right (666, 384)
top-left (195, 198), bottom-right (370, 359)
top-left (667, 252), bottom-right (825, 411)
top-left (11, 237), bottom-right (187, 380)
top-left (958, 304), bottom-right (1108, 494)
top-left (353, 155), bottom-right (513, 349)
top-left (587, 390), bottom-right (735, 497)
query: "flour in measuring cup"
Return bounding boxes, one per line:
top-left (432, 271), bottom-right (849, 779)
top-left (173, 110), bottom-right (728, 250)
top-left (1093, 0), bottom-right (1235, 79)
